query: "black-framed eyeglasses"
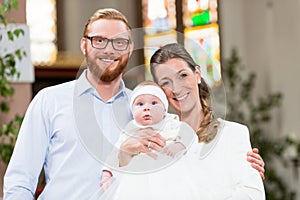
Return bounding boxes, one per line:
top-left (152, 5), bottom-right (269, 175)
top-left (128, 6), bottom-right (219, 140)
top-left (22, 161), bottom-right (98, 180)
top-left (84, 36), bottom-right (130, 51)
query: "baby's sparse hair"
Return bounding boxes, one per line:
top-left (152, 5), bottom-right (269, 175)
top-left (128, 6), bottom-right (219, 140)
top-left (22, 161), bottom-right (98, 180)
top-left (134, 80), bottom-right (160, 88)
top-left (129, 81), bottom-right (169, 112)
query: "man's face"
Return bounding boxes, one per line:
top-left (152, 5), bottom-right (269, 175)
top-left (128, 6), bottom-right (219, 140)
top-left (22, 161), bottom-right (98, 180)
top-left (81, 19), bottom-right (132, 82)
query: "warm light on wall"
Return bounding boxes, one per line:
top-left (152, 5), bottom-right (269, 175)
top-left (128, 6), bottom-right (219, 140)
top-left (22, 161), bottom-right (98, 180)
top-left (26, 0), bottom-right (57, 65)
top-left (147, 0), bottom-right (167, 19)
top-left (142, 0), bottom-right (176, 34)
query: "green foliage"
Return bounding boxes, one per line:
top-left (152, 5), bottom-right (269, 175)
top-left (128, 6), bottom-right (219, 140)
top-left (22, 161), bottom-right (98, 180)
top-left (0, 0), bottom-right (24, 114)
top-left (0, 0), bottom-right (23, 164)
top-left (0, 0), bottom-right (18, 25)
top-left (0, 115), bottom-right (23, 164)
top-left (222, 49), bottom-right (296, 200)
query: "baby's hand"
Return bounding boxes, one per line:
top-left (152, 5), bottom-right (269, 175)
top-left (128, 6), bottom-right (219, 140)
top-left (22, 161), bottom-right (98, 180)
top-left (100, 170), bottom-right (113, 187)
top-left (162, 142), bottom-right (186, 158)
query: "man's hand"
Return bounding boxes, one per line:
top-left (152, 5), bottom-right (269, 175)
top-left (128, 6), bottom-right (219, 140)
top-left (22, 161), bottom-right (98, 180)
top-left (100, 170), bottom-right (112, 187)
top-left (247, 148), bottom-right (265, 180)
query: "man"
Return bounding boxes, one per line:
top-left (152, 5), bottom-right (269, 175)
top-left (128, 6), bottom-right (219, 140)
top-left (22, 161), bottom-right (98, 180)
top-left (3, 8), bottom-right (264, 200)
top-left (4, 8), bottom-right (140, 200)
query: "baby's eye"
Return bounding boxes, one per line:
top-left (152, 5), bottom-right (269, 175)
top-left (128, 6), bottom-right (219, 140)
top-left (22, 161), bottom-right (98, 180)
top-left (151, 101), bottom-right (157, 105)
top-left (137, 102), bottom-right (144, 106)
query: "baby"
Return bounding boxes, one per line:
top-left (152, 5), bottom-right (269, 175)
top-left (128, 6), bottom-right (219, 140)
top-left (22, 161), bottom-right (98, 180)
top-left (101, 81), bottom-right (195, 185)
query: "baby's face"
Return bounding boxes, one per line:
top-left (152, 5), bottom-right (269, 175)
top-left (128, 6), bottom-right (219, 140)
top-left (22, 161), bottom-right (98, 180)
top-left (132, 94), bottom-right (165, 126)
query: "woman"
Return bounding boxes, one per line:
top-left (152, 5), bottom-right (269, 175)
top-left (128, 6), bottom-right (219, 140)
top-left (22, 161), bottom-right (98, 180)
top-left (99, 43), bottom-right (265, 199)
top-left (150, 43), bottom-right (265, 198)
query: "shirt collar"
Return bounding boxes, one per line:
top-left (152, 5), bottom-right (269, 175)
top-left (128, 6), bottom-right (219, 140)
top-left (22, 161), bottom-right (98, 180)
top-left (75, 69), bottom-right (94, 97)
top-left (75, 69), bottom-right (130, 103)
top-left (106, 79), bottom-right (128, 103)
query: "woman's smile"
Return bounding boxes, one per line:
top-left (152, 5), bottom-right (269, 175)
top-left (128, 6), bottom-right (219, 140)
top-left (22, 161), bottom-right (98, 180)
top-left (173, 93), bottom-right (189, 102)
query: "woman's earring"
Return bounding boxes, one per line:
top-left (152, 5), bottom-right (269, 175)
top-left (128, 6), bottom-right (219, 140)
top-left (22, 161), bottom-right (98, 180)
top-left (198, 79), bottom-right (201, 84)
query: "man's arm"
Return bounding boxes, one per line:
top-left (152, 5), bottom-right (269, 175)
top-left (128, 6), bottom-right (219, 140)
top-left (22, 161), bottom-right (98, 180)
top-left (4, 91), bottom-right (49, 199)
top-left (247, 148), bottom-right (265, 180)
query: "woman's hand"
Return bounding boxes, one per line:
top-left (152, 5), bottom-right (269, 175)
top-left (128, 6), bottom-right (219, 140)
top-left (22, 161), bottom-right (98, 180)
top-left (119, 128), bottom-right (166, 167)
top-left (247, 148), bottom-right (265, 180)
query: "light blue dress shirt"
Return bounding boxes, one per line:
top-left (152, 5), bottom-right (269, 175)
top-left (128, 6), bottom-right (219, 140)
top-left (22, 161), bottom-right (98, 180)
top-left (3, 70), bottom-right (132, 200)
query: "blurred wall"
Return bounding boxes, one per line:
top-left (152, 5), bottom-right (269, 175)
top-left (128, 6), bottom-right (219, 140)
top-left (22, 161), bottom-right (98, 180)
top-left (220, 0), bottom-right (300, 141)
top-left (58, 0), bottom-right (144, 70)
top-left (220, 0), bottom-right (300, 195)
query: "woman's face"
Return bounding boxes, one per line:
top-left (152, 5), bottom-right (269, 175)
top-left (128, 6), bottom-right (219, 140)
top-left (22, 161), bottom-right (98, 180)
top-left (153, 58), bottom-right (201, 115)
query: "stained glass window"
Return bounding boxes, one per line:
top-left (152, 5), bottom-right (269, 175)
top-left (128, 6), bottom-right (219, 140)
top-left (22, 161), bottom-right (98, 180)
top-left (184, 24), bottom-right (221, 86)
top-left (183, 0), bottom-right (218, 27)
top-left (183, 0), bottom-right (221, 86)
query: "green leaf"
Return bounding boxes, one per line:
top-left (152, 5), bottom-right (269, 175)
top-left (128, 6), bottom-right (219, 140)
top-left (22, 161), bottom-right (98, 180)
top-left (0, 81), bottom-right (14, 97)
top-left (7, 30), bottom-right (14, 41)
top-left (0, 102), bottom-right (9, 112)
top-left (11, 0), bottom-right (19, 9)
top-left (2, 124), bottom-right (8, 134)
top-left (13, 28), bottom-right (24, 37)
top-left (0, 5), bottom-right (5, 15)
top-left (4, 0), bottom-right (11, 12)
top-left (0, 143), bottom-right (14, 164)
top-left (0, 14), bottom-right (7, 26)
top-left (15, 49), bottom-right (22, 60)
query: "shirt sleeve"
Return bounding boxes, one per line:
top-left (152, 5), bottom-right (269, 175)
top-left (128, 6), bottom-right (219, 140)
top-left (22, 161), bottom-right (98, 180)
top-left (4, 90), bottom-right (50, 200)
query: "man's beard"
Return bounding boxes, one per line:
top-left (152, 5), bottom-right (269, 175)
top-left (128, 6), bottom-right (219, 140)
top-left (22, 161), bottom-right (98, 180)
top-left (100, 54), bottom-right (129, 82)
top-left (86, 52), bottom-right (129, 82)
